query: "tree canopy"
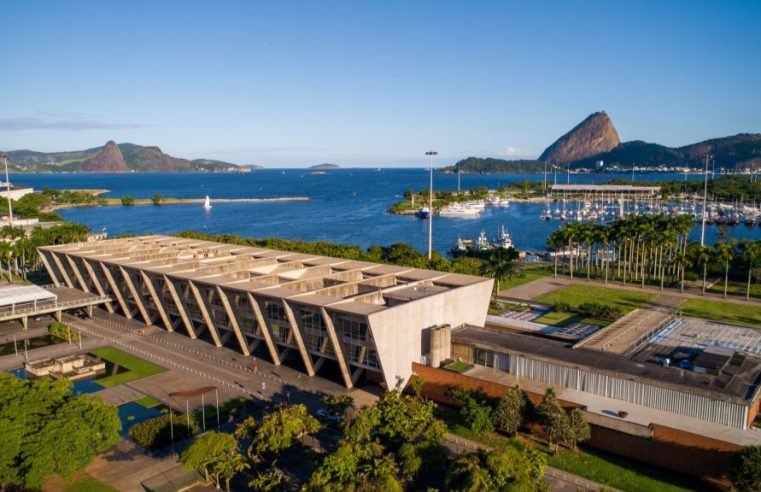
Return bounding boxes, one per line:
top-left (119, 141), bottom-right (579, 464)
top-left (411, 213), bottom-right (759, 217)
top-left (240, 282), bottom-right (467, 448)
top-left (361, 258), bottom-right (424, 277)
top-left (0, 374), bottom-right (121, 489)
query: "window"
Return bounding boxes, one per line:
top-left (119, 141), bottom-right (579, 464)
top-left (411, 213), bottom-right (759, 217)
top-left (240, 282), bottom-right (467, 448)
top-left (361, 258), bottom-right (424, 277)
top-left (338, 317), bottom-right (368, 343)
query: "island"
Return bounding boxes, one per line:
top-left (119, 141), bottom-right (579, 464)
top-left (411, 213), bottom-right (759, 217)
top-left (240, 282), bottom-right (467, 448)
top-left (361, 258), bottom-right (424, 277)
top-left (309, 163), bottom-right (341, 170)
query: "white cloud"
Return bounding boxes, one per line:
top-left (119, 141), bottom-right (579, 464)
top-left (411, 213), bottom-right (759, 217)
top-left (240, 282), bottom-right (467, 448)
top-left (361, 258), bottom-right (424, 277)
top-left (0, 114), bottom-right (145, 131)
top-left (498, 146), bottom-right (519, 156)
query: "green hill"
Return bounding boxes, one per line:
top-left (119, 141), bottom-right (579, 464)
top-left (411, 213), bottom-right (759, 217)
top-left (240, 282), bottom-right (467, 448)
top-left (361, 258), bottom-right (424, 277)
top-left (441, 157), bottom-right (546, 174)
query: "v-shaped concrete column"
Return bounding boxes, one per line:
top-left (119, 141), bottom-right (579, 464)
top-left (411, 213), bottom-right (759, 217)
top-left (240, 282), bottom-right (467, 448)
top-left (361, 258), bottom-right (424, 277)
top-left (119, 266), bottom-right (151, 325)
top-left (164, 275), bottom-right (197, 338)
top-left (64, 255), bottom-right (89, 292)
top-left (80, 258), bottom-right (114, 313)
top-left (320, 307), bottom-right (353, 388)
top-left (281, 300), bottom-right (315, 376)
top-left (141, 271), bottom-right (173, 332)
top-left (100, 262), bottom-right (131, 318)
top-left (246, 292), bottom-right (281, 365)
top-left (216, 286), bottom-right (249, 356)
top-left (50, 252), bottom-right (74, 288)
top-left (188, 281), bottom-right (222, 347)
top-left (38, 251), bottom-right (60, 287)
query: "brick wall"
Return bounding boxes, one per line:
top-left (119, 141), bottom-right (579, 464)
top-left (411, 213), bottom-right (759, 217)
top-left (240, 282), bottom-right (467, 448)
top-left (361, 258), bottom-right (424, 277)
top-left (412, 363), bottom-right (738, 486)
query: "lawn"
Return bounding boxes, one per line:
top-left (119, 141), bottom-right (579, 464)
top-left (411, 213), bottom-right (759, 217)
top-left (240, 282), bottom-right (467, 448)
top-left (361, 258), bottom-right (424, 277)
top-left (91, 347), bottom-right (165, 388)
top-left (707, 281), bottom-right (761, 299)
top-left (436, 406), bottom-right (710, 492)
top-left (135, 395), bottom-right (162, 408)
top-left (44, 472), bottom-right (118, 492)
top-left (536, 285), bottom-right (656, 314)
top-left (499, 267), bottom-right (551, 291)
top-left (534, 311), bottom-right (576, 326)
top-left (681, 298), bottom-right (761, 328)
top-left (442, 361), bottom-right (473, 373)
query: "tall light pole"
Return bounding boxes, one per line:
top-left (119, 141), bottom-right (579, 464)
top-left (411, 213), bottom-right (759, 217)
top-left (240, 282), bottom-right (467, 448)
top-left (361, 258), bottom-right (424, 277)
top-left (425, 151), bottom-right (437, 260)
top-left (3, 154), bottom-right (13, 226)
top-left (700, 154), bottom-right (711, 246)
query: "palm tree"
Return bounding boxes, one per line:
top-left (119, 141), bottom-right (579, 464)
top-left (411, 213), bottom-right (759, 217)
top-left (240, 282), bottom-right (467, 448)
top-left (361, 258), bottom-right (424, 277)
top-left (547, 230), bottom-right (564, 278)
top-left (695, 245), bottom-right (712, 295)
top-left (715, 241), bottom-right (735, 298)
top-left (481, 247), bottom-right (519, 299)
top-left (742, 241), bottom-right (761, 300)
top-left (0, 241), bottom-right (11, 282)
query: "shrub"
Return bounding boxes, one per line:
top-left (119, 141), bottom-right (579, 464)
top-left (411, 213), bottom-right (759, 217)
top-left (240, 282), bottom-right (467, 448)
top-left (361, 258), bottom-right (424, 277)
top-left (49, 321), bottom-right (79, 341)
top-left (553, 301), bottom-right (570, 313)
top-left (577, 302), bottom-right (622, 321)
top-left (725, 445), bottom-right (761, 492)
top-left (121, 195), bottom-right (135, 206)
top-left (129, 413), bottom-right (198, 449)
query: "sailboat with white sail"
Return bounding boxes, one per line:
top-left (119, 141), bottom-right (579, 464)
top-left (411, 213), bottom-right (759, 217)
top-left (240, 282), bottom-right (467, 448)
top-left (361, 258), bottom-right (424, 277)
top-left (203, 195), bottom-right (212, 210)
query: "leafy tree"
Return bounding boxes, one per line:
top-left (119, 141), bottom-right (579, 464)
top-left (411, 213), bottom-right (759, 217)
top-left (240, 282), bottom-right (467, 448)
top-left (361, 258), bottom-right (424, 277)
top-left (249, 469), bottom-right (288, 492)
top-left (0, 374), bottom-right (120, 489)
top-left (725, 445), bottom-right (761, 492)
top-left (320, 394), bottom-right (353, 417)
top-left (121, 195), bottom-right (135, 206)
top-left (252, 404), bottom-right (320, 458)
top-left (537, 388), bottom-right (568, 453)
top-left (492, 385), bottom-right (526, 435)
top-left (449, 388), bottom-right (494, 436)
top-left (182, 431), bottom-right (248, 492)
top-left (151, 193), bottom-right (163, 205)
top-left (446, 447), bottom-right (547, 492)
top-left (566, 408), bottom-right (591, 450)
top-left (410, 375), bottom-right (425, 399)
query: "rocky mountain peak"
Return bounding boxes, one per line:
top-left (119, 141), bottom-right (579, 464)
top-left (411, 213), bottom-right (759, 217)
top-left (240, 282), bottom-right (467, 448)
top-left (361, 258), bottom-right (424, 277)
top-left (539, 112), bottom-right (620, 165)
top-left (81, 140), bottom-right (128, 172)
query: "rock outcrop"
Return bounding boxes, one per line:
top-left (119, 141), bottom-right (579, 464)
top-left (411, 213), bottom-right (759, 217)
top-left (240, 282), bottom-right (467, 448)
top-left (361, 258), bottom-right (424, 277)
top-left (539, 112), bottom-right (620, 165)
top-left (80, 141), bottom-right (129, 172)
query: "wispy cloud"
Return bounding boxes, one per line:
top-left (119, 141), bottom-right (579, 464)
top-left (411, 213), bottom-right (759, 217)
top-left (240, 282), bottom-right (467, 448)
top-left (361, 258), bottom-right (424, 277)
top-left (0, 114), bottom-right (146, 131)
top-left (498, 146), bottom-right (519, 156)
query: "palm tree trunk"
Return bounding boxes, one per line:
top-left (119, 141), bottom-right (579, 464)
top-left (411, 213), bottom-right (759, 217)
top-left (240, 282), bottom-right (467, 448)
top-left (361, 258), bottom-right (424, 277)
top-left (702, 262), bottom-right (707, 295)
top-left (568, 241), bottom-right (574, 279)
top-left (747, 265), bottom-right (753, 300)
top-left (724, 260), bottom-right (729, 298)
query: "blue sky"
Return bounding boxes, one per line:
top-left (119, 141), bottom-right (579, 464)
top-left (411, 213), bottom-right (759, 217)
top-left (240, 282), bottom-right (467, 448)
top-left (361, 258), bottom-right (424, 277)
top-left (1, 0), bottom-right (760, 167)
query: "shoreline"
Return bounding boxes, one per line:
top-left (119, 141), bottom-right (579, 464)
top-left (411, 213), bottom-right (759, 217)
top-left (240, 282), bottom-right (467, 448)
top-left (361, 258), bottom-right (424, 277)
top-left (45, 196), bottom-right (310, 212)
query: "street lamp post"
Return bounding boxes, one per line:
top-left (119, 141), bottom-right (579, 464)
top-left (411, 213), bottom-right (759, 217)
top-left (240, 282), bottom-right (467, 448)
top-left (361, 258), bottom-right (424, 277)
top-left (3, 154), bottom-right (13, 226)
top-left (425, 151), bottom-right (438, 260)
top-left (700, 154), bottom-right (711, 246)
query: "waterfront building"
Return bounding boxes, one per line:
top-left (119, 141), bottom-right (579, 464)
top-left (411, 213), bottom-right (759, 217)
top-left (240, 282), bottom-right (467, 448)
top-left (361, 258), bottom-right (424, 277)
top-left (38, 235), bottom-right (492, 389)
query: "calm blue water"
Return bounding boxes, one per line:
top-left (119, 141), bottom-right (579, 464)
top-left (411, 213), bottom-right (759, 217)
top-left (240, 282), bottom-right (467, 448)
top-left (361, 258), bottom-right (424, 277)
top-left (10, 367), bottom-right (104, 394)
top-left (118, 401), bottom-right (163, 437)
top-left (11, 170), bottom-right (758, 252)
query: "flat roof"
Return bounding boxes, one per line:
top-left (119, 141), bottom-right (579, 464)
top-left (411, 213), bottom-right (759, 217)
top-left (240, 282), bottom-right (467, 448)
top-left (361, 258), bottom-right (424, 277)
top-left (41, 235), bottom-right (490, 313)
top-left (0, 284), bottom-right (57, 307)
top-left (452, 326), bottom-right (761, 405)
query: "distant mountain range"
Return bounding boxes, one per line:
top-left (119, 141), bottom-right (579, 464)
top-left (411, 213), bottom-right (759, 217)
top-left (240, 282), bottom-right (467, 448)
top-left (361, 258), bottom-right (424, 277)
top-left (3, 141), bottom-right (245, 172)
top-left (445, 112), bottom-right (761, 174)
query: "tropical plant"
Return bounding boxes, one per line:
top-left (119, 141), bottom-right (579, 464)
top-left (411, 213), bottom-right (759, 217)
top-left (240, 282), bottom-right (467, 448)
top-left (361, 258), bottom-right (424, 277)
top-left (725, 445), bottom-right (761, 492)
top-left (182, 431), bottom-right (248, 492)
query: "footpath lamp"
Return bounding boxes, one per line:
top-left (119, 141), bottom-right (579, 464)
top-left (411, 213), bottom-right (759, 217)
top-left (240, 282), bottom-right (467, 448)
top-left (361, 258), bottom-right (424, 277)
top-left (425, 151), bottom-right (438, 260)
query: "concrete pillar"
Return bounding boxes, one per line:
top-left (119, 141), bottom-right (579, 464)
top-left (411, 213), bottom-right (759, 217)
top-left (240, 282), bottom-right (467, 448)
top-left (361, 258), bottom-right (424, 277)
top-left (38, 251), bottom-right (60, 287)
top-left (141, 271), bottom-right (173, 332)
top-left (164, 276), bottom-right (197, 338)
top-left (81, 258), bottom-right (114, 313)
top-left (247, 293), bottom-right (281, 365)
top-left (281, 300), bottom-right (315, 376)
top-left (320, 307), bottom-right (353, 388)
top-left (216, 286), bottom-right (250, 356)
top-left (119, 266), bottom-right (151, 325)
top-left (188, 281), bottom-right (222, 347)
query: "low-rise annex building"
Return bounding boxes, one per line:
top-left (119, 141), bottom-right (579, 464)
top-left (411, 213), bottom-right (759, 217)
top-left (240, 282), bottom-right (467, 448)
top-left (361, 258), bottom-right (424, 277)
top-left (38, 235), bottom-right (493, 390)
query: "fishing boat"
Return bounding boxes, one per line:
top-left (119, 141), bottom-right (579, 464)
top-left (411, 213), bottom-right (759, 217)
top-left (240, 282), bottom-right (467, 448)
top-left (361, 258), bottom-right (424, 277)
top-left (494, 226), bottom-right (513, 249)
top-left (203, 196), bottom-right (212, 210)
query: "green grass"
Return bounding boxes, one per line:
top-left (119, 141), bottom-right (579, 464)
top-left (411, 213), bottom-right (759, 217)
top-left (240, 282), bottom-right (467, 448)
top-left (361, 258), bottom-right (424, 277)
top-left (135, 395), bottom-right (162, 408)
top-left (536, 285), bottom-right (656, 314)
top-left (707, 280), bottom-right (761, 299)
top-left (548, 448), bottom-right (712, 492)
top-left (436, 406), bottom-right (708, 492)
top-left (442, 361), bottom-right (473, 373)
top-left (535, 311), bottom-right (576, 326)
top-left (681, 298), bottom-right (761, 328)
top-left (499, 268), bottom-right (551, 291)
top-left (52, 473), bottom-right (118, 492)
top-left (91, 347), bottom-right (165, 388)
